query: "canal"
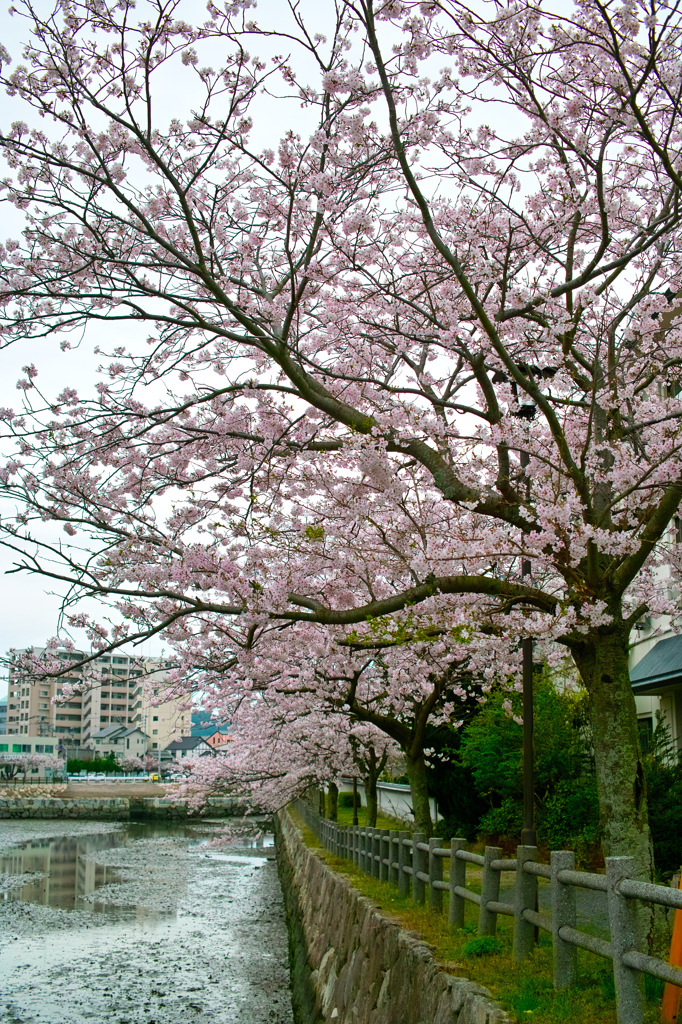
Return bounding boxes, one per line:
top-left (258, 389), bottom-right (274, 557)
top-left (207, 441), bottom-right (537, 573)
top-left (0, 818), bottom-right (295, 1024)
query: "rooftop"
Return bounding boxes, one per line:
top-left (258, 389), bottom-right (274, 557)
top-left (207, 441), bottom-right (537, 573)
top-left (631, 635), bottom-right (682, 693)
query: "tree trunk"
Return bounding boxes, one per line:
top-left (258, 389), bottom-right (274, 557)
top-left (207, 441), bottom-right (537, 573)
top-left (365, 771), bottom-right (379, 827)
top-left (569, 624), bottom-right (653, 882)
top-left (319, 788), bottom-right (326, 818)
top-left (405, 750), bottom-right (433, 836)
top-left (328, 781), bottom-right (338, 822)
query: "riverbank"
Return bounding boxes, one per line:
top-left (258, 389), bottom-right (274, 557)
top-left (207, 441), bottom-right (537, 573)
top-left (0, 788), bottom-right (245, 819)
top-left (0, 818), bottom-right (294, 1024)
top-left (276, 807), bottom-right (509, 1024)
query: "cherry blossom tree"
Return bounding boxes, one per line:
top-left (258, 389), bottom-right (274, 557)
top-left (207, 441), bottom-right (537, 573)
top-left (0, 752), bottom-right (63, 781)
top-left (153, 604), bottom-right (505, 833)
top-left (2, 0), bottom-right (682, 882)
top-left (117, 755), bottom-right (145, 773)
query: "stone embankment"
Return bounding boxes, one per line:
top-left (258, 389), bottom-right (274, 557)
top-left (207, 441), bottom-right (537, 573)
top-left (275, 810), bottom-right (509, 1024)
top-left (0, 793), bottom-right (243, 819)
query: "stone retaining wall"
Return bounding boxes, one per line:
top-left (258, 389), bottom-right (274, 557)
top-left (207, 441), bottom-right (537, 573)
top-left (276, 810), bottom-right (510, 1024)
top-left (0, 795), bottom-right (243, 819)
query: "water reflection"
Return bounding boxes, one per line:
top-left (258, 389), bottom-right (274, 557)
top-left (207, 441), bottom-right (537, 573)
top-left (1, 820), bottom-right (294, 1024)
top-left (0, 822), bottom-right (274, 918)
top-left (1, 830), bottom-right (125, 910)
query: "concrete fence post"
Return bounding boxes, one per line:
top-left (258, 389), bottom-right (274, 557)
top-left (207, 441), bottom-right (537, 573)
top-left (606, 856), bottom-right (645, 1024)
top-left (513, 845), bottom-right (538, 962)
top-left (389, 830), bottom-right (400, 885)
top-left (363, 828), bottom-right (370, 875)
top-left (550, 850), bottom-right (577, 990)
top-left (429, 837), bottom-right (443, 913)
top-left (371, 829), bottom-right (380, 879)
top-left (380, 831), bottom-right (389, 882)
top-left (413, 833), bottom-right (427, 905)
top-left (449, 839), bottom-right (467, 929)
top-left (478, 845), bottom-right (502, 936)
top-left (398, 830), bottom-right (410, 898)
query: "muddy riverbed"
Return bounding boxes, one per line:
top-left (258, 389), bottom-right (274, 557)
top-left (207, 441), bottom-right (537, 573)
top-left (0, 819), bottom-right (294, 1024)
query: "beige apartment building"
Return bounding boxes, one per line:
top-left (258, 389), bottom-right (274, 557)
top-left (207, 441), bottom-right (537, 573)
top-left (6, 648), bottom-right (191, 754)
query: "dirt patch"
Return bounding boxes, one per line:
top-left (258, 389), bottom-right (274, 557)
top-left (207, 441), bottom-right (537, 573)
top-left (63, 781), bottom-right (178, 798)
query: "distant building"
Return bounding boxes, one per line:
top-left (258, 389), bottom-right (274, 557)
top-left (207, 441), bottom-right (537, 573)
top-left (164, 736), bottom-right (214, 761)
top-left (6, 648), bottom-right (86, 747)
top-left (0, 733), bottom-right (59, 756)
top-left (191, 711), bottom-right (231, 749)
top-left (90, 725), bottom-right (149, 759)
top-left (204, 729), bottom-right (232, 750)
top-left (5, 648), bottom-right (191, 755)
top-left (0, 696), bottom-right (6, 733)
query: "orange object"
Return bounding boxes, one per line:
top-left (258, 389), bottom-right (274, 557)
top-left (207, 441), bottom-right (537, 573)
top-left (662, 872), bottom-right (682, 1024)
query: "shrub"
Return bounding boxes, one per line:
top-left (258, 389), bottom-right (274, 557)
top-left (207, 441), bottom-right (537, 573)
top-left (462, 936), bottom-right (503, 957)
top-left (338, 791), bottom-right (362, 808)
top-left (67, 753), bottom-right (120, 774)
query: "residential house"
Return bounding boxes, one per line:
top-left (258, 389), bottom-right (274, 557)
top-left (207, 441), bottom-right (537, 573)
top-left (164, 736), bottom-right (214, 762)
top-left (91, 725), bottom-right (149, 758)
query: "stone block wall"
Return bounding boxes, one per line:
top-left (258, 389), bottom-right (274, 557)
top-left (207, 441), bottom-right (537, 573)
top-left (0, 796), bottom-right (131, 819)
top-left (0, 794), bottom-right (244, 819)
top-left (276, 810), bottom-right (510, 1024)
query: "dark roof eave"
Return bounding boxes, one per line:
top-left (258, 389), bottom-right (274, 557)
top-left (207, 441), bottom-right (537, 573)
top-left (632, 674), bottom-right (682, 694)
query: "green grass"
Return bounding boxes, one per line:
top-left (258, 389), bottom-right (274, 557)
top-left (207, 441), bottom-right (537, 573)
top-left (292, 811), bottom-right (667, 1024)
top-left (331, 804), bottom-right (408, 831)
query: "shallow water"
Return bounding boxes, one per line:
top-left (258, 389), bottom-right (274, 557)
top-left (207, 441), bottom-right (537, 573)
top-left (0, 819), bottom-right (293, 1024)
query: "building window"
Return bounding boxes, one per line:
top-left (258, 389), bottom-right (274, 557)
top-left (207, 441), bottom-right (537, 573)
top-left (638, 716), bottom-right (654, 752)
top-left (152, 730), bottom-right (158, 736)
top-left (0, 744), bottom-right (7, 752)
top-left (152, 716), bottom-right (158, 722)
top-left (675, 516), bottom-right (682, 544)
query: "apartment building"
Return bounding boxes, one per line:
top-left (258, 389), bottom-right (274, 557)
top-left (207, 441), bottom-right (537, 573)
top-left (6, 649), bottom-right (85, 748)
top-left (6, 648), bottom-right (191, 754)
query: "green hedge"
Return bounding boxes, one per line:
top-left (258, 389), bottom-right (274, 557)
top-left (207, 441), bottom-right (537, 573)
top-left (338, 791), bottom-right (362, 808)
top-left (67, 754), bottom-right (123, 774)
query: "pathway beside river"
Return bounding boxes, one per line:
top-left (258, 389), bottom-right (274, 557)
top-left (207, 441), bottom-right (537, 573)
top-left (0, 819), bottom-right (294, 1024)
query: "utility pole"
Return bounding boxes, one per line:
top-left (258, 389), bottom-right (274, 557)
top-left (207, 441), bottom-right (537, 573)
top-left (520, 450), bottom-right (536, 848)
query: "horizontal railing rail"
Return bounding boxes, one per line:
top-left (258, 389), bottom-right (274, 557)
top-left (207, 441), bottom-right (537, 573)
top-left (293, 797), bottom-right (680, 1024)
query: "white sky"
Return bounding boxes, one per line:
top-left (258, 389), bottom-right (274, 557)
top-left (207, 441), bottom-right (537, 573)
top-left (0, 0), bottom-right (582, 698)
top-left (0, 0), bottom-right (341, 697)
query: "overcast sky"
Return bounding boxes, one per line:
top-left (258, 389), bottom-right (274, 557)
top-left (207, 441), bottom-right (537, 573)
top-left (0, 0), bottom-right (338, 699)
